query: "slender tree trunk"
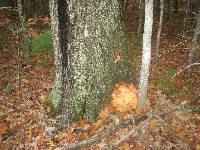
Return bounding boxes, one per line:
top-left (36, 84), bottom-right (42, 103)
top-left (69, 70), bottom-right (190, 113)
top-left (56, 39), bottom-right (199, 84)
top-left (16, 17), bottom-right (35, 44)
top-left (164, 0), bottom-right (170, 25)
top-left (183, 0), bottom-right (190, 36)
top-left (188, 10), bottom-right (200, 66)
top-left (154, 0), bottom-right (160, 12)
top-left (137, 0), bottom-right (145, 37)
top-left (170, 0), bottom-right (178, 14)
top-left (17, 0), bottom-right (31, 51)
top-left (156, 0), bottom-right (164, 62)
top-left (136, 0), bottom-right (153, 112)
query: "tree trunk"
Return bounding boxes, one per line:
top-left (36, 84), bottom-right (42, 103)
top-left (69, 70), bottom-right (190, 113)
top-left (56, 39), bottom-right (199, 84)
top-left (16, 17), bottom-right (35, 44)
top-left (164, 0), bottom-right (170, 25)
top-left (137, 0), bottom-right (145, 37)
top-left (136, 0), bottom-right (153, 112)
top-left (183, 0), bottom-right (190, 36)
top-left (154, 0), bottom-right (160, 12)
top-left (156, 0), bottom-right (164, 62)
top-left (170, 0), bottom-right (178, 14)
top-left (49, 0), bottom-right (133, 127)
top-left (48, 0), bottom-right (72, 129)
top-left (17, 0), bottom-right (31, 52)
top-left (188, 10), bottom-right (200, 66)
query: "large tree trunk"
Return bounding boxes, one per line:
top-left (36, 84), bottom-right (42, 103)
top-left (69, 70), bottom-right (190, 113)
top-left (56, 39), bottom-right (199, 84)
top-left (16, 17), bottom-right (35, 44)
top-left (136, 0), bottom-right (153, 112)
top-left (49, 0), bottom-right (133, 127)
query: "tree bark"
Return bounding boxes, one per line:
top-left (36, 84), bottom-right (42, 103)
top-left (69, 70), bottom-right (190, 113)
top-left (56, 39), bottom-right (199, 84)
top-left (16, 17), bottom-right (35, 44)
top-left (156, 0), bottom-right (164, 62)
top-left (48, 0), bottom-right (72, 129)
top-left (49, 0), bottom-right (133, 126)
top-left (17, 0), bottom-right (31, 51)
top-left (137, 0), bottom-right (145, 37)
top-left (136, 0), bottom-right (153, 112)
top-left (170, 0), bottom-right (178, 14)
top-left (188, 10), bottom-right (200, 66)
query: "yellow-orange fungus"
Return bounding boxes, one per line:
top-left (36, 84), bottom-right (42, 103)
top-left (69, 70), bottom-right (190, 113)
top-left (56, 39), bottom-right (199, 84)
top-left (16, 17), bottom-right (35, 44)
top-left (111, 83), bottom-right (138, 112)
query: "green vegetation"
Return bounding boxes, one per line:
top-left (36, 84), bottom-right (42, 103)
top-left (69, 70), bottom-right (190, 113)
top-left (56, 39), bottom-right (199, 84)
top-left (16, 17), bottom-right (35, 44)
top-left (0, 1), bottom-right (11, 7)
top-left (153, 69), bottom-right (179, 95)
top-left (26, 30), bottom-right (53, 58)
top-left (36, 60), bottom-right (48, 70)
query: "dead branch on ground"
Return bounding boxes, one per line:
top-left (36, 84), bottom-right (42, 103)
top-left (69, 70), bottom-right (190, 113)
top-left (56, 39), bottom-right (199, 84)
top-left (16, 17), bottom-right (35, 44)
top-left (172, 63), bottom-right (200, 80)
top-left (57, 105), bottom-right (200, 149)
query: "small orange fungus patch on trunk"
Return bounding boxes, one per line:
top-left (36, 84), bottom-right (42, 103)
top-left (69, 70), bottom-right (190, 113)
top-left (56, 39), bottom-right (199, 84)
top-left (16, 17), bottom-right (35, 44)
top-left (113, 51), bottom-right (122, 64)
top-left (111, 83), bottom-right (138, 112)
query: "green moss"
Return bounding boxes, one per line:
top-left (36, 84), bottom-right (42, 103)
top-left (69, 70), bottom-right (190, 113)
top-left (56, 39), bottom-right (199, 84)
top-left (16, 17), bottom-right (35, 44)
top-left (36, 60), bottom-right (48, 70)
top-left (47, 87), bottom-right (62, 115)
top-left (153, 69), bottom-right (179, 95)
top-left (25, 30), bottom-right (53, 58)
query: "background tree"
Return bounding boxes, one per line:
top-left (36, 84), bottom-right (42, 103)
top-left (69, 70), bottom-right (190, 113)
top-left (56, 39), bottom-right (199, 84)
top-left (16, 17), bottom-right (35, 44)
top-left (170, 0), bottom-right (178, 14)
top-left (188, 10), bottom-right (200, 66)
top-left (137, 0), bottom-right (145, 37)
top-left (156, 0), bottom-right (164, 63)
top-left (136, 0), bottom-right (153, 112)
top-left (49, 0), bottom-right (133, 128)
top-left (17, 0), bottom-right (31, 51)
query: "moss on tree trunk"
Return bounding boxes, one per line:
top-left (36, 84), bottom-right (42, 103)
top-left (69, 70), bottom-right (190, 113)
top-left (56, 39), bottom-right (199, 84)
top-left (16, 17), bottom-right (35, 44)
top-left (49, 0), bottom-right (134, 123)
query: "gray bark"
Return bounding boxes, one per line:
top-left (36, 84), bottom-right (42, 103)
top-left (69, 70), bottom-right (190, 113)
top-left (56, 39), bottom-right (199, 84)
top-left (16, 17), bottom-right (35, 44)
top-left (49, 0), bottom-right (133, 126)
top-left (48, 0), bottom-right (62, 113)
top-left (156, 0), bottom-right (164, 62)
top-left (170, 0), bottom-right (178, 14)
top-left (188, 10), bottom-right (200, 65)
top-left (137, 0), bottom-right (145, 37)
top-left (48, 0), bottom-right (72, 129)
top-left (17, 0), bottom-right (31, 51)
top-left (68, 0), bottom-right (132, 121)
top-left (183, 0), bottom-right (190, 36)
top-left (137, 0), bottom-right (153, 112)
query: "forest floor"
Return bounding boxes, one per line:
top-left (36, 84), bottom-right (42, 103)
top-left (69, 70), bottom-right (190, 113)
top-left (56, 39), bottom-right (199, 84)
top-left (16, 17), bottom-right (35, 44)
top-left (0, 6), bottom-right (200, 150)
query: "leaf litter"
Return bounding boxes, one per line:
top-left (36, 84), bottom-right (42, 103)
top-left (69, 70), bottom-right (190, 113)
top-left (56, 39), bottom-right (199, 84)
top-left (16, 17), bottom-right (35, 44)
top-left (0, 6), bottom-right (200, 150)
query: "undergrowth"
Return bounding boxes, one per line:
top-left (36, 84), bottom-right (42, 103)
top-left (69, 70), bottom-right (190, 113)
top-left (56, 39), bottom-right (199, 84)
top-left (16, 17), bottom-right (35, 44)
top-left (153, 68), bottom-right (179, 95)
top-left (25, 30), bottom-right (53, 58)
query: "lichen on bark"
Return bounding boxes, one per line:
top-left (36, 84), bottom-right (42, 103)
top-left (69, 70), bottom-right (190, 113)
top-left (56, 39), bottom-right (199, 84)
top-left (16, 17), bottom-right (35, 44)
top-left (49, 0), bottom-right (134, 122)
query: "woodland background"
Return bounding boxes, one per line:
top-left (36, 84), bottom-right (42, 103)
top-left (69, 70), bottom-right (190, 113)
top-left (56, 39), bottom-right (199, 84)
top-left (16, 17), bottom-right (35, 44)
top-left (0, 0), bottom-right (200, 149)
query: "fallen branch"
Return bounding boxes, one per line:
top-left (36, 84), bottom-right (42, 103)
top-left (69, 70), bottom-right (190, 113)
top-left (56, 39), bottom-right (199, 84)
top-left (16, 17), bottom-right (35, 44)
top-left (113, 115), bottom-right (154, 147)
top-left (172, 63), bottom-right (200, 80)
top-left (113, 107), bottom-right (180, 147)
top-left (62, 119), bottom-right (134, 149)
top-left (57, 105), bottom-right (199, 149)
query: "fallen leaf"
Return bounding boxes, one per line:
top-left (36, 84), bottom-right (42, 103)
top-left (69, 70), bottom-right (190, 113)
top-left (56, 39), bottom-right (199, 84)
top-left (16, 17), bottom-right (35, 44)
top-left (0, 122), bottom-right (8, 135)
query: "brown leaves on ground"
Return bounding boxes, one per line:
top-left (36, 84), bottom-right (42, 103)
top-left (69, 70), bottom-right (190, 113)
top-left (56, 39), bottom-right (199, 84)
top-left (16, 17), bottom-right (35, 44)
top-left (27, 16), bottom-right (51, 38)
top-left (1, 6), bottom-right (200, 149)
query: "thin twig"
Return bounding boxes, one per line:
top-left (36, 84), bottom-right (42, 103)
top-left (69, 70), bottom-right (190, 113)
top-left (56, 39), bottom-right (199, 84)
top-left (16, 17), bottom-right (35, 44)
top-left (172, 63), bottom-right (200, 80)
